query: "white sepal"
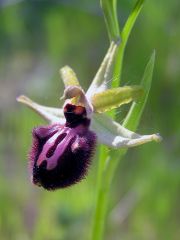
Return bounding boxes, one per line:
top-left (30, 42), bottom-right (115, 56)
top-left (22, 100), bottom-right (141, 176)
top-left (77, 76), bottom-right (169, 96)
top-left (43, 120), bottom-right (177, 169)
top-left (17, 95), bottom-right (65, 124)
top-left (91, 113), bottom-right (162, 148)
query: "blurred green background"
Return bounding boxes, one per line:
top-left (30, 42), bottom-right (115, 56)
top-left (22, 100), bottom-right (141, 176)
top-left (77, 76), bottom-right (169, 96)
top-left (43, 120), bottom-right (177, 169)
top-left (0, 0), bottom-right (180, 239)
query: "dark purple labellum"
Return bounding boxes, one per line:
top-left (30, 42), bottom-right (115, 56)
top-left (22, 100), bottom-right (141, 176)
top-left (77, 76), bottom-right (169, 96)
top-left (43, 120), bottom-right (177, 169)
top-left (29, 103), bottom-right (96, 190)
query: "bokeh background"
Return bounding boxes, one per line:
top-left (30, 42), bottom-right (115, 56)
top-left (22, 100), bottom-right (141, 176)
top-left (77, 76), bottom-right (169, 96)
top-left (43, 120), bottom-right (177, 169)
top-left (0, 0), bottom-right (180, 239)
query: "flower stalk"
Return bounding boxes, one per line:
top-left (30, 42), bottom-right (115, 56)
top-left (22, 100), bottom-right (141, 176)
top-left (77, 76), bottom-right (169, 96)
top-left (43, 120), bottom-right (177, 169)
top-left (91, 1), bottom-right (158, 240)
top-left (91, 51), bottom-right (157, 240)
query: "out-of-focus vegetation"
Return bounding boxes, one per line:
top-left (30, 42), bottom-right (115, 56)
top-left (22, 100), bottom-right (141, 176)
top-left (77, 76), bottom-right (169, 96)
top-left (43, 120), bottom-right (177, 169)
top-left (0, 0), bottom-right (180, 239)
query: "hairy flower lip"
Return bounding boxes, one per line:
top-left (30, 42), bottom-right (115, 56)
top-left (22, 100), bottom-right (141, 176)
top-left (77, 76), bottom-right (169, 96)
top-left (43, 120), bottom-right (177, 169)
top-left (29, 105), bottom-right (97, 190)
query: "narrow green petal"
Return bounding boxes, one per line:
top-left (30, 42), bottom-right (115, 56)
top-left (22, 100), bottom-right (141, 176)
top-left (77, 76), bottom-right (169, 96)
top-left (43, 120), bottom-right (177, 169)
top-left (91, 85), bottom-right (143, 113)
top-left (17, 95), bottom-right (65, 124)
top-left (59, 65), bottom-right (80, 89)
top-left (123, 51), bottom-right (156, 130)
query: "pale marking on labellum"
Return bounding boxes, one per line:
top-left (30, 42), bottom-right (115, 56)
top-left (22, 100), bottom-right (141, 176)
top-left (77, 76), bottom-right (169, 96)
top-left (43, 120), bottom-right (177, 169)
top-left (37, 128), bottom-right (74, 170)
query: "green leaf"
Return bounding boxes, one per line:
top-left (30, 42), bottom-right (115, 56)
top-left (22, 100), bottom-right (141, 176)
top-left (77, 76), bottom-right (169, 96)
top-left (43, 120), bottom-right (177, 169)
top-left (121, 0), bottom-right (145, 50)
top-left (91, 85), bottom-right (143, 113)
top-left (123, 51), bottom-right (156, 130)
top-left (113, 0), bottom-right (145, 87)
top-left (100, 0), bottom-right (120, 42)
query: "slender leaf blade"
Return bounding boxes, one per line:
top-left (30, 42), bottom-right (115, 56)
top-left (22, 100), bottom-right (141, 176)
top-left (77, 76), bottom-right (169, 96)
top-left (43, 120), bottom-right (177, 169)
top-left (113, 0), bottom-right (145, 87)
top-left (121, 0), bottom-right (145, 47)
top-left (100, 0), bottom-right (120, 42)
top-left (123, 51), bottom-right (156, 130)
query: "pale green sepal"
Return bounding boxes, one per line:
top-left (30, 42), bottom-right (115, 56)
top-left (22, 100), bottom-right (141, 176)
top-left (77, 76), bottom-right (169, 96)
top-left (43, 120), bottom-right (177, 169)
top-left (59, 65), bottom-right (80, 89)
top-left (91, 113), bottom-right (162, 148)
top-left (17, 95), bottom-right (65, 124)
top-left (86, 42), bottom-right (119, 98)
top-left (91, 85), bottom-right (143, 113)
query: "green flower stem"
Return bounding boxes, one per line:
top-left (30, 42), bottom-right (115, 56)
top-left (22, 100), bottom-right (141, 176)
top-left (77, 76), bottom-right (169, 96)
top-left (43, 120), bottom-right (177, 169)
top-left (91, 153), bottom-right (109, 240)
top-left (91, 147), bottom-right (125, 240)
top-left (91, 151), bottom-right (126, 240)
top-left (91, 51), bottom-right (155, 240)
top-left (91, 1), bottom-right (153, 240)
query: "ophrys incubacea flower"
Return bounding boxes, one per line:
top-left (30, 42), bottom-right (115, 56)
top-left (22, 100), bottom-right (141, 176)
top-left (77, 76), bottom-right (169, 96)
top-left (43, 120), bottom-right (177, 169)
top-left (17, 42), bottom-right (161, 190)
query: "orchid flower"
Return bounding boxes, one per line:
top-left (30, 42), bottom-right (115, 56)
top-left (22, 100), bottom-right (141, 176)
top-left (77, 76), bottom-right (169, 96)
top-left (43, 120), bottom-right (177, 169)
top-left (17, 41), bottom-right (161, 190)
